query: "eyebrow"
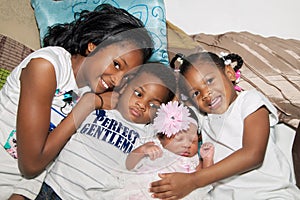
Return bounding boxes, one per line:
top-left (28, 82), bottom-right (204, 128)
top-left (152, 98), bottom-right (163, 104)
top-left (151, 94), bottom-right (164, 104)
top-left (119, 56), bottom-right (128, 68)
top-left (186, 72), bottom-right (216, 92)
top-left (138, 86), bottom-right (145, 93)
top-left (138, 86), bottom-right (164, 103)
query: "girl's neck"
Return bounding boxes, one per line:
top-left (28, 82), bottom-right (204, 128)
top-left (71, 54), bottom-right (86, 87)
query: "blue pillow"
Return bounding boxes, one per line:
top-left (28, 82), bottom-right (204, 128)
top-left (31, 0), bottom-right (169, 65)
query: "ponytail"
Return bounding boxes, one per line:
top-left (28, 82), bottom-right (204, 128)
top-left (222, 53), bottom-right (244, 72)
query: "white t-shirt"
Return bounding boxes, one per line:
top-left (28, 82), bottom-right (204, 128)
top-left (0, 46), bottom-right (79, 199)
top-left (202, 89), bottom-right (300, 199)
top-left (45, 109), bottom-right (155, 200)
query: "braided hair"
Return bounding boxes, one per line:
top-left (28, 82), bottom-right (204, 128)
top-left (43, 4), bottom-right (153, 62)
top-left (222, 53), bottom-right (243, 72)
top-left (178, 52), bottom-right (243, 75)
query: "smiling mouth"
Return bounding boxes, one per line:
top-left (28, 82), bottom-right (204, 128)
top-left (209, 96), bottom-right (221, 110)
top-left (101, 78), bottom-right (109, 89)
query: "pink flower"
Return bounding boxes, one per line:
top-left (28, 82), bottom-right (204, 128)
top-left (153, 101), bottom-right (192, 137)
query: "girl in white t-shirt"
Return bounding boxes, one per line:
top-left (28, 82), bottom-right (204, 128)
top-left (0, 4), bottom-right (153, 200)
top-left (150, 52), bottom-right (300, 199)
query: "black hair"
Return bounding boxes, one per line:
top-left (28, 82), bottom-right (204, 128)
top-left (131, 63), bottom-right (176, 103)
top-left (178, 52), bottom-right (243, 75)
top-left (43, 4), bottom-right (154, 62)
top-left (174, 52), bottom-right (243, 104)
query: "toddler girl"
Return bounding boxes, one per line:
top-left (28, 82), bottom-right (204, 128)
top-left (150, 52), bottom-right (300, 199)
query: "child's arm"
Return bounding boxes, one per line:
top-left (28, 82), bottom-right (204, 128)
top-left (126, 141), bottom-right (163, 170)
top-left (150, 106), bottom-right (270, 199)
top-left (17, 59), bottom-right (103, 178)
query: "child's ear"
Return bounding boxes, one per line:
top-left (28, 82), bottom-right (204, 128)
top-left (87, 43), bottom-right (97, 53)
top-left (224, 65), bottom-right (236, 82)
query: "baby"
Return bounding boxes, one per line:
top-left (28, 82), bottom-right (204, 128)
top-left (121, 101), bottom-right (214, 199)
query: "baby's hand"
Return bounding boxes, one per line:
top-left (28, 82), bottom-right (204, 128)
top-left (142, 142), bottom-right (163, 160)
top-left (200, 142), bottom-right (214, 160)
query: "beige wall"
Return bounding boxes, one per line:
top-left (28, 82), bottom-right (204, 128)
top-left (0, 0), bottom-right (40, 50)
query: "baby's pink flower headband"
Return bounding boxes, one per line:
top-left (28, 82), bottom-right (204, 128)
top-left (153, 101), bottom-right (197, 137)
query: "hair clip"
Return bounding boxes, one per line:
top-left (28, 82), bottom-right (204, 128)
top-left (220, 52), bottom-right (232, 66)
top-left (170, 53), bottom-right (185, 71)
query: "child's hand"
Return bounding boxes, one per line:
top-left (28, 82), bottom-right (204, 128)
top-left (200, 142), bottom-right (214, 161)
top-left (99, 91), bottom-right (119, 110)
top-left (75, 93), bottom-right (99, 112)
top-left (141, 141), bottom-right (163, 160)
top-left (78, 91), bottom-right (119, 111)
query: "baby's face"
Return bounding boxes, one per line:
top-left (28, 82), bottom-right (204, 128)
top-left (161, 123), bottom-right (199, 157)
top-left (117, 72), bottom-right (169, 124)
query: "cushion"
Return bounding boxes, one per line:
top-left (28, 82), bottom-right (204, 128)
top-left (30, 0), bottom-right (169, 65)
top-left (166, 21), bottom-right (203, 68)
top-left (0, 34), bottom-right (34, 89)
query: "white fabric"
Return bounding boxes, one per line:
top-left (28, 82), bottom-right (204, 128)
top-left (0, 46), bottom-right (78, 199)
top-left (45, 109), bottom-right (155, 200)
top-left (202, 89), bottom-right (300, 199)
top-left (109, 138), bottom-right (212, 200)
top-left (274, 123), bottom-right (297, 184)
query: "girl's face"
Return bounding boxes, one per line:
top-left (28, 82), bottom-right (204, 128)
top-left (117, 72), bottom-right (170, 124)
top-left (161, 123), bottom-right (199, 157)
top-left (183, 63), bottom-right (237, 114)
top-left (77, 42), bottom-right (144, 94)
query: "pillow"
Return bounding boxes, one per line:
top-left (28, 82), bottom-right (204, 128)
top-left (0, 34), bottom-right (34, 89)
top-left (31, 0), bottom-right (169, 65)
top-left (0, 68), bottom-right (10, 90)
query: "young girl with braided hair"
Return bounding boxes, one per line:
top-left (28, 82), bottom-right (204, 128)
top-left (0, 4), bottom-right (153, 200)
top-left (150, 52), bottom-right (300, 199)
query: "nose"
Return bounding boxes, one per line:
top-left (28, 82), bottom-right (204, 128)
top-left (136, 101), bottom-right (146, 111)
top-left (182, 142), bottom-right (191, 149)
top-left (111, 72), bottom-right (124, 87)
top-left (182, 138), bottom-right (191, 148)
top-left (202, 90), bottom-right (212, 101)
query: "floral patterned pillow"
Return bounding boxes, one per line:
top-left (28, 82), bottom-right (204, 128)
top-left (31, 0), bottom-right (169, 65)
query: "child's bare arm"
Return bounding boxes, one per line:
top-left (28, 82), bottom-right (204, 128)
top-left (200, 106), bottom-right (270, 184)
top-left (126, 141), bottom-right (162, 170)
top-left (199, 106), bottom-right (270, 178)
